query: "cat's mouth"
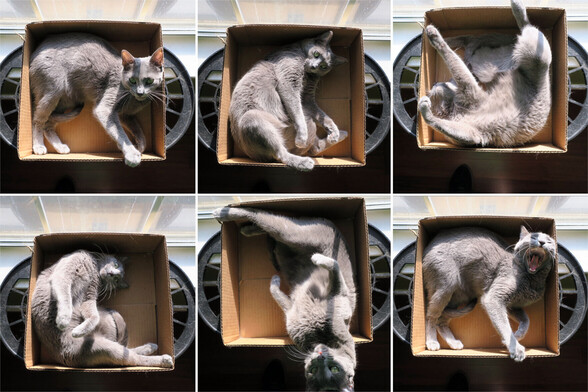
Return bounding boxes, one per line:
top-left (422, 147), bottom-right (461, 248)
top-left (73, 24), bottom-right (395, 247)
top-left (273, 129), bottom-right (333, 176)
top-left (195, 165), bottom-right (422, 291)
top-left (527, 248), bottom-right (546, 273)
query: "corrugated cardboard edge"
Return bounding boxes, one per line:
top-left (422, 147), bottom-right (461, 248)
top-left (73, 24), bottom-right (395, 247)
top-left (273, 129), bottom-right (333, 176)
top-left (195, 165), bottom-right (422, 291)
top-left (216, 24), bottom-right (366, 168)
top-left (416, 7), bottom-right (568, 153)
top-left (411, 216), bottom-right (560, 358)
top-left (24, 232), bottom-right (174, 372)
top-left (219, 196), bottom-right (373, 347)
top-left (17, 20), bottom-right (166, 163)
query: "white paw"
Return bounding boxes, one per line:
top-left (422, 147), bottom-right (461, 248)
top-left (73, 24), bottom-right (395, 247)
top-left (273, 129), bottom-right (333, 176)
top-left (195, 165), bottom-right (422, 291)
top-left (123, 147), bottom-right (142, 167)
top-left (135, 343), bottom-right (158, 355)
top-left (33, 145), bottom-right (47, 155)
top-left (337, 130), bottom-right (349, 143)
top-left (510, 341), bottom-right (526, 362)
top-left (293, 157), bottom-right (314, 171)
top-left (418, 96), bottom-right (432, 114)
top-left (270, 275), bottom-right (281, 288)
top-left (311, 254), bottom-right (336, 270)
top-left (54, 144), bottom-right (70, 154)
top-left (426, 340), bottom-right (440, 351)
top-left (447, 339), bottom-right (464, 350)
top-left (295, 135), bottom-right (308, 148)
top-left (425, 25), bottom-right (443, 47)
top-left (56, 314), bottom-right (70, 331)
top-left (160, 354), bottom-right (174, 368)
top-left (71, 325), bottom-right (87, 338)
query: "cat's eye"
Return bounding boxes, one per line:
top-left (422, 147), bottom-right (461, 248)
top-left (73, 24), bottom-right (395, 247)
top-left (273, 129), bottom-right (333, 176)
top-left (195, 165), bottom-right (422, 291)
top-left (309, 367), bottom-right (317, 375)
top-left (330, 366), bottom-right (340, 374)
top-left (128, 77), bottom-right (137, 85)
top-left (320, 64), bottom-right (328, 70)
top-left (313, 51), bottom-right (320, 58)
top-left (113, 262), bottom-right (119, 268)
top-left (144, 78), bottom-right (154, 86)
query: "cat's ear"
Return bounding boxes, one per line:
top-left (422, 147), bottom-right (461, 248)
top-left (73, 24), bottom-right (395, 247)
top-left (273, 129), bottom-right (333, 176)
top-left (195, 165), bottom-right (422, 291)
top-left (316, 30), bottom-right (333, 45)
top-left (520, 225), bottom-right (530, 239)
top-left (150, 47), bottom-right (164, 68)
top-left (333, 55), bottom-right (348, 67)
top-left (121, 50), bottom-right (135, 68)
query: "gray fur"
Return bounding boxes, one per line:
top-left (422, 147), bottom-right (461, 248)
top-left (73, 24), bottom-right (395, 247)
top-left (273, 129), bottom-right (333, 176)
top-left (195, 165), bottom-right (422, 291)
top-left (29, 33), bottom-right (164, 167)
top-left (213, 206), bottom-right (356, 392)
top-left (31, 250), bottom-right (173, 368)
top-left (229, 31), bottom-right (348, 171)
top-left (423, 226), bottom-right (556, 362)
top-left (418, 0), bottom-right (551, 147)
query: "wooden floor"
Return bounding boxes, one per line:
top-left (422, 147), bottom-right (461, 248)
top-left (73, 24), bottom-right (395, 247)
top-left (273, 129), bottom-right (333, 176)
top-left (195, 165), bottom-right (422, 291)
top-left (393, 119), bottom-right (588, 193)
top-left (393, 314), bottom-right (587, 391)
top-left (0, 342), bottom-right (195, 391)
top-left (198, 317), bottom-right (391, 391)
top-left (0, 118), bottom-right (196, 194)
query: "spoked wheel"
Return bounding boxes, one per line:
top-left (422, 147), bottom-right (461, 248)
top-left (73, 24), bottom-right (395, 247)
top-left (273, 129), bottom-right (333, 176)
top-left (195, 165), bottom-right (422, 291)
top-left (0, 46), bottom-right (194, 149)
top-left (197, 225), bottom-right (391, 334)
top-left (197, 50), bottom-right (391, 154)
top-left (392, 241), bottom-right (588, 345)
top-left (392, 34), bottom-right (588, 139)
top-left (0, 258), bottom-right (195, 359)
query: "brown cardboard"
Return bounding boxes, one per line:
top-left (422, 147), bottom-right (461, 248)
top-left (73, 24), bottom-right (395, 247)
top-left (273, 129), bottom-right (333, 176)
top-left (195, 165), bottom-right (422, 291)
top-left (18, 21), bottom-right (166, 162)
top-left (24, 233), bottom-right (174, 371)
top-left (417, 7), bottom-right (568, 153)
top-left (411, 216), bottom-right (560, 358)
top-left (217, 25), bottom-right (366, 167)
top-left (220, 197), bottom-right (372, 346)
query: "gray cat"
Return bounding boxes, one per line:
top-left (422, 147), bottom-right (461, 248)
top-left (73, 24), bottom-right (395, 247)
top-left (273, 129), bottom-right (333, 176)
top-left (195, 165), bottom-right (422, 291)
top-left (31, 250), bottom-right (173, 368)
top-left (418, 0), bottom-right (551, 147)
top-left (214, 206), bottom-right (356, 391)
top-left (423, 226), bottom-right (556, 362)
top-left (229, 31), bottom-right (348, 171)
top-left (29, 33), bottom-right (164, 167)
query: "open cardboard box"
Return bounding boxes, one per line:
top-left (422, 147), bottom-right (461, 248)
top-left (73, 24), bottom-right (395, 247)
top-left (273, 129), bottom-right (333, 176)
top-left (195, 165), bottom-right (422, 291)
top-left (18, 21), bottom-right (166, 162)
top-left (417, 6), bottom-right (568, 153)
top-left (217, 24), bottom-right (366, 168)
top-left (411, 216), bottom-right (560, 358)
top-left (25, 233), bottom-right (174, 371)
top-left (220, 197), bottom-right (372, 346)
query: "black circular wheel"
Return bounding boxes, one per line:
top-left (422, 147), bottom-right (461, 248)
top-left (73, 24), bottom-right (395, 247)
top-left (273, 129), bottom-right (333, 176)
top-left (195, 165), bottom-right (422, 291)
top-left (197, 225), bottom-right (391, 334)
top-left (0, 258), bottom-right (195, 359)
top-left (392, 241), bottom-right (588, 345)
top-left (392, 34), bottom-right (588, 139)
top-left (197, 50), bottom-right (391, 155)
top-left (0, 46), bottom-right (194, 150)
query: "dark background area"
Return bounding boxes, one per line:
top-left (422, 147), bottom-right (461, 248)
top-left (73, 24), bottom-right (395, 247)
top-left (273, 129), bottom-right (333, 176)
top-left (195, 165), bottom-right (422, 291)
top-left (198, 133), bottom-right (390, 193)
top-left (198, 317), bottom-right (390, 391)
top-left (0, 117), bottom-right (195, 194)
top-left (393, 118), bottom-right (588, 193)
top-left (0, 341), bottom-right (195, 391)
top-left (393, 314), bottom-right (587, 391)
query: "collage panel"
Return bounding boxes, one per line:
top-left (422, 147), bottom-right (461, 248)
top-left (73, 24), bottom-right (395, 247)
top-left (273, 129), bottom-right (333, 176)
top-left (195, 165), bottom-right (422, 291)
top-left (197, 195), bottom-right (391, 391)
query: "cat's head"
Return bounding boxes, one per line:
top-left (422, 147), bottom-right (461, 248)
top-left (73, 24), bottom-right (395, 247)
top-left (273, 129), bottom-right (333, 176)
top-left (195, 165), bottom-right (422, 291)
top-left (96, 254), bottom-right (129, 292)
top-left (304, 344), bottom-right (354, 392)
top-left (301, 31), bottom-right (348, 76)
top-left (121, 47), bottom-right (164, 102)
top-left (514, 226), bottom-right (556, 274)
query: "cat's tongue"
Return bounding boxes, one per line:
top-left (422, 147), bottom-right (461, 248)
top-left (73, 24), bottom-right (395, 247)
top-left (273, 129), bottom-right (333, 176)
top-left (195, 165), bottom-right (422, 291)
top-left (529, 254), bottom-right (541, 272)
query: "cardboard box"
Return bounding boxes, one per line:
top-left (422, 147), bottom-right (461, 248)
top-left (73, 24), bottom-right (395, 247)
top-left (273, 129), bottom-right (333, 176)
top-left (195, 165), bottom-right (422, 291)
top-left (220, 197), bottom-right (372, 346)
top-left (18, 21), bottom-right (166, 162)
top-left (411, 216), bottom-right (559, 358)
top-left (25, 233), bottom-right (174, 371)
top-left (217, 24), bottom-right (366, 167)
top-left (417, 7), bottom-right (567, 153)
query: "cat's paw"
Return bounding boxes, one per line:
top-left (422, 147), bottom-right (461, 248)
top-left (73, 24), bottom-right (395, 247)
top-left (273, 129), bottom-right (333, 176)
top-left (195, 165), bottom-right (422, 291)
top-left (447, 339), bottom-right (464, 350)
top-left (160, 354), bottom-right (174, 368)
top-left (56, 314), bottom-right (71, 331)
top-left (54, 143), bottom-right (70, 154)
top-left (133, 343), bottom-right (158, 355)
top-left (295, 134), bottom-right (308, 148)
top-left (33, 144), bottom-right (47, 155)
top-left (426, 340), bottom-right (441, 351)
top-left (71, 325), bottom-right (88, 338)
top-left (123, 147), bottom-right (142, 167)
top-left (337, 130), bottom-right (349, 143)
top-left (270, 275), bottom-right (281, 288)
top-left (291, 157), bottom-right (314, 171)
top-left (311, 254), bottom-right (336, 270)
top-left (425, 25), bottom-right (444, 49)
top-left (418, 96), bottom-right (432, 119)
top-left (509, 340), bottom-right (526, 362)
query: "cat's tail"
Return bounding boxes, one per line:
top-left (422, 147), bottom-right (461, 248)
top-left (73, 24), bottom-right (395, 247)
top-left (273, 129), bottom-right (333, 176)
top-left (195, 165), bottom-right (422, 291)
top-left (50, 104), bottom-right (84, 123)
top-left (442, 298), bottom-right (477, 318)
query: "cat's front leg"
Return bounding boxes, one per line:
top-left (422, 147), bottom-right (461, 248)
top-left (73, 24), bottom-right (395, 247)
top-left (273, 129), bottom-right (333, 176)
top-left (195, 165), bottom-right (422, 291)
top-left (72, 300), bottom-right (100, 338)
top-left (270, 275), bottom-right (292, 312)
top-left (120, 115), bottom-right (146, 153)
top-left (508, 308), bottom-right (530, 340)
top-left (276, 80), bottom-right (308, 148)
top-left (481, 294), bottom-right (526, 361)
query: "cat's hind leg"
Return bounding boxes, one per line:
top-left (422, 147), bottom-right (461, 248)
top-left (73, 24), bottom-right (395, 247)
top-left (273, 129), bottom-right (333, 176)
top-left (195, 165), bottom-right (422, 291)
top-left (425, 289), bottom-right (454, 351)
top-left (511, 0), bottom-right (530, 30)
top-left (84, 336), bottom-right (173, 368)
top-left (71, 300), bottom-right (100, 338)
top-left (309, 130), bottom-right (348, 155)
top-left (32, 94), bottom-right (63, 155)
top-left (418, 97), bottom-right (485, 145)
top-left (238, 110), bottom-right (314, 171)
top-left (436, 316), bottom-right (463, 350)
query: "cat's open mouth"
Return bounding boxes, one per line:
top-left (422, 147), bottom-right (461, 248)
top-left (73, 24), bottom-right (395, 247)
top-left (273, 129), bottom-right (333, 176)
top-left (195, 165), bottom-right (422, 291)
top-left (527, 248), bottom-right (546, 273)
